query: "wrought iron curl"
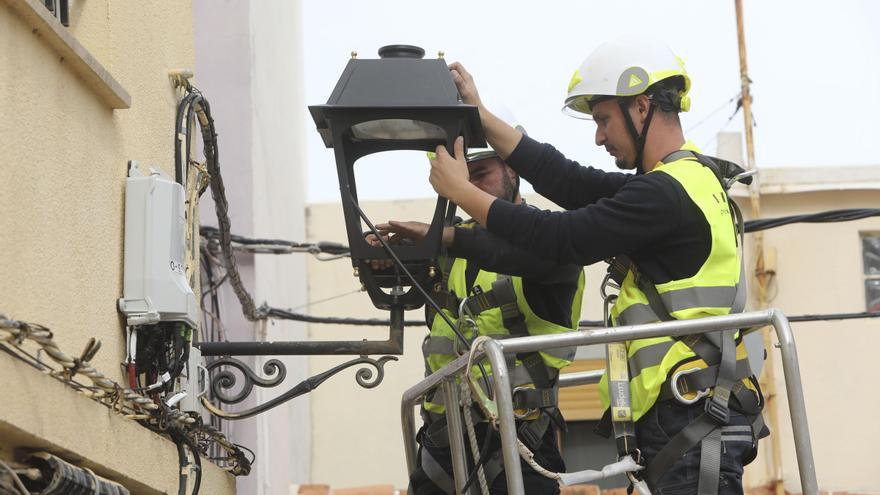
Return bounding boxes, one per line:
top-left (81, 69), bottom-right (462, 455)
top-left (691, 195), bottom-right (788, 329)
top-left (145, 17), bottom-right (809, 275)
top-left (207, 357), bottom-right (286, 405)
top-left (201, 355), bottom-right (398, 420)
top-left (355, 355), bottom-right (396, 389)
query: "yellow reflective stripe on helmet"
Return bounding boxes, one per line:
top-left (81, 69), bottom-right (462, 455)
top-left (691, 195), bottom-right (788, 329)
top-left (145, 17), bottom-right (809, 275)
top-left (568, 69), bottom-right (583, 94)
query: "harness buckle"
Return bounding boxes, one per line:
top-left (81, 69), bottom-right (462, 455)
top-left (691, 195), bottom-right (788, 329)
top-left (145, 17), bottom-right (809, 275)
top-left (516, 415), bottom-right (544, 450)
top-left (670, 367), bottom-right (711, 405)
top-left (511, 386), bottom-right (539, 420)
top-left (704, 395), bottom-right (731, 425)
top-left (454, 296), bottom-right (478, 355)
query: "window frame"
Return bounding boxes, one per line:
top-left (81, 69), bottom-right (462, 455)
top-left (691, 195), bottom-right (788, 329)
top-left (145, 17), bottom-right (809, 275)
top-left (861, 231), bottom-right (880, 312)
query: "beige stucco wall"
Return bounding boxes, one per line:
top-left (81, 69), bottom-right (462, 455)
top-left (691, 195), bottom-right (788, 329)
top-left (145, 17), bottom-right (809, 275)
top-left (740, 190), bottom-right (880, 493)
top-left (307, 187), bottom-right (880, 492)
top-left (0, 1), bottom-right (234, 493)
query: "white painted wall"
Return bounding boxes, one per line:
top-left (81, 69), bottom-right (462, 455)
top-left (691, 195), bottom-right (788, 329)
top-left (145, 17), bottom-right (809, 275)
top-left (194, 1), bottom-right (309, 493)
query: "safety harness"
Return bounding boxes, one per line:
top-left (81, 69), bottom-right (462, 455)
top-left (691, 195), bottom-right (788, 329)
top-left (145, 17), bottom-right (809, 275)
top-left (420, 262), bottom-right (566, 491)
top-left (598, 150), bottom-right (768, 494)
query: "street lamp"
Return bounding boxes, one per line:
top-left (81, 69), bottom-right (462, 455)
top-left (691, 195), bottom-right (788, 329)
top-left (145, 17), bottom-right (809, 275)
top-left (310, 44), bottom-right (486, 328)
top-left (193, 45), bottom-right (486, 421)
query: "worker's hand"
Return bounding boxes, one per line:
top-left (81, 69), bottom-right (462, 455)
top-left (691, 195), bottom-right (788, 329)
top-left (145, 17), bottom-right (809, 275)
top-left (430, 137), bottom-right (472, 204)
top-left (364, 230), bottom-right (395, 270)
top-left (385, 221), bottom-right (455, 248)
top-left (448, 62), bottom-right (482, 108)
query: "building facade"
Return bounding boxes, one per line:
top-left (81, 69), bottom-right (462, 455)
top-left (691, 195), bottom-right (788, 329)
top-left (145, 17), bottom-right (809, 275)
top-left (0, 0), bottom-right (236, 493)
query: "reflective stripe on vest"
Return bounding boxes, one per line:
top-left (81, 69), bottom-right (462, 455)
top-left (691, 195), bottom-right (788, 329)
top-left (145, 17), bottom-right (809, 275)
top-left (601, 146), bottom-right (745, 422)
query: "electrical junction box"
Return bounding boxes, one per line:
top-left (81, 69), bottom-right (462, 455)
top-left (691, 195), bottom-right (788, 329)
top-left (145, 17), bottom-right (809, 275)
top-left (118, 161), bottom-right (199, 328)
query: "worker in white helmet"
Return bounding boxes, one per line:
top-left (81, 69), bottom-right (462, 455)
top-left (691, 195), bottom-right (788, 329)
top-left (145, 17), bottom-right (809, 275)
top-left (428, 36), bottom-right (766, 495)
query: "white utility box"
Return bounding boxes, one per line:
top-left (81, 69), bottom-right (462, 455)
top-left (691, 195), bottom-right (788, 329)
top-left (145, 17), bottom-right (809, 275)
top-left (118, 161), bottom-right (199, 328)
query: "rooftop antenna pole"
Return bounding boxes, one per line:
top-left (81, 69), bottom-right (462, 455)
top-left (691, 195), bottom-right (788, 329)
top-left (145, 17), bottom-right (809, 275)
top-left (735, 2), bottom-right (784, 494)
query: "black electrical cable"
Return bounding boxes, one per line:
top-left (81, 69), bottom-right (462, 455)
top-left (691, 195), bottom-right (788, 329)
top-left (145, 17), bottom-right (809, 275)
top-left (174, 91), bottom-right (200, 186)
top-left (346, 190), bottom-right (496, 397)
top-left (788, 311), bottom-right (879, 323)
top-left (345, 190), bottom-right (470, 349)
top-left (346, 188), bottom-right (497, 448)
top-left (170, 428), bottom-right (202, 495)
top-left (232, 443), bottom-right (256, 466)
top-left (744, 208), bottom-right (880, 233)
top-left (190, 92), bottom-right (263, 322)
top-left (200, 226), bottom-right (350, 255)
top-left (181, 432), bottom-right (203, 495)
top-left (263, 306), bottom-right (424, 326)
top-left (171, 429), bottom-right (189, 495)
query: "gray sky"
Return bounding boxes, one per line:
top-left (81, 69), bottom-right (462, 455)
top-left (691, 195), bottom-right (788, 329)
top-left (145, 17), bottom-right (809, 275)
top-left (303, 0), bottom-right (880, 203)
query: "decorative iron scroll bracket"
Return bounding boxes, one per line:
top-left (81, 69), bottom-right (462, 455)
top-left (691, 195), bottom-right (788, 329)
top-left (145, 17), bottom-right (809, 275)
top-left (200, 354), bottom-right (398, 420)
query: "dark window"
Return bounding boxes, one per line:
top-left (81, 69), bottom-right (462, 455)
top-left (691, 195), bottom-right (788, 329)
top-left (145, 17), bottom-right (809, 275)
top-left (43, 0), bottom-right (70, 27)
top-left (863, 234), bottom-right (880, 312)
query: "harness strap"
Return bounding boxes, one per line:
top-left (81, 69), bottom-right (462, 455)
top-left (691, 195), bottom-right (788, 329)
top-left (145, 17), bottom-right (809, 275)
top-left (426, 255), bottom-right (458, 324)
top-left (420, 447), bottom-right (456, 495)
top-left (518, 413), bottom-right (551, 452)
top-left (512, 385), bottom-right (558, 410)
top-left (698, 428), bottom-right (723, 495)
top-left (481, 449), bottom-right (506, 489)
top-left (658, 358), bottom-right (754, 403)
top-left (491, 276), bottom-right (557, 406)
top-left (645, 329), bottom-right (738, 492)
top-left (606, 342), bottom-right (637, 457)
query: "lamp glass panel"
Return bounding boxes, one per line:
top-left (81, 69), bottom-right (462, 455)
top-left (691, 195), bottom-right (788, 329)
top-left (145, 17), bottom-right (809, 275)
top-left (351, 119), bottom-right (445, 141)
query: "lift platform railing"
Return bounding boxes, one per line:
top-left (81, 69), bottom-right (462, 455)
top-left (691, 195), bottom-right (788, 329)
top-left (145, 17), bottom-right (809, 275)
top-left (401, 309), bottom-right (818, 495)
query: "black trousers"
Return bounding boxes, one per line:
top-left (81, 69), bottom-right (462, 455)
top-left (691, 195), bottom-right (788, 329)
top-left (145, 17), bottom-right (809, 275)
top-left (409, 420), bottom-right (565, 495)
top-left (635, 399), bottom-right (760, 495)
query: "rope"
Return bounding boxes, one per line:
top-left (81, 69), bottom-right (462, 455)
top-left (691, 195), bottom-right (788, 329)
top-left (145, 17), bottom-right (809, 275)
top-left (0, 315), bottom-right (249, 476)
top-left (515, 439), bottom-right (560, 480)
top-left (0, 459), bottom-right (29, 495)
top-left (460, 384), bottom-right (489, 495)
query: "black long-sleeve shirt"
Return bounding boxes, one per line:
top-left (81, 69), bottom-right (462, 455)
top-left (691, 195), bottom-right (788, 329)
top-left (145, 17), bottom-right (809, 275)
top-left (447, 216), bottom-right (582, 329)
top-left (486, 135), bottom-right (713, 285)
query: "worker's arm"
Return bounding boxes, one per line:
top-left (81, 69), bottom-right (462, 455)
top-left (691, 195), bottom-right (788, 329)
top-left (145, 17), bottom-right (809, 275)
top-left (433, 148), bottom-right (686, 267)
top-left (448, 62), bottom-right (522, 160)
top-left (449, 222), bottom-right (581, 282)
top-left (381, 218), bottom-right (572, 282)
top-left (484, 175), bottom-right (684, 266)
top-left (505, 135), bottom-right (632, 210)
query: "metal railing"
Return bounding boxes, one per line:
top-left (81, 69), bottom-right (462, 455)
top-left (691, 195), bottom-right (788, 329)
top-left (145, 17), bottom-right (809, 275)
top-left (401, 309), bottom-right (818, 495)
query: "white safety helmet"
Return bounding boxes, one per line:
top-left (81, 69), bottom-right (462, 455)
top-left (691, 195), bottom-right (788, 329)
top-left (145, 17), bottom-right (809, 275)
top-left (563, 36), bottom-right (691, 118)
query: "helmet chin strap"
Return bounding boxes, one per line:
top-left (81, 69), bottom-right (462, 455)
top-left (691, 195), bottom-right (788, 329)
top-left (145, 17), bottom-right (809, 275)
top-left (618, 97), bottom-right (656, 174)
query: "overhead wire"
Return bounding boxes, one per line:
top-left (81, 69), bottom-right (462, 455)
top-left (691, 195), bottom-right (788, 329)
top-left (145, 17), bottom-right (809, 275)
top-left (198, 204), bottom-right (880, 328)
top-left (685, 92), bottom-right (741, 134)
top-left (744, 208), bottom-right (880, 233)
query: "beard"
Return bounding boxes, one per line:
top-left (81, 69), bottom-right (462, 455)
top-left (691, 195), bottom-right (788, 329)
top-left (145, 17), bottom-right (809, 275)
top-left (500, 171), bottom-right (518, 202)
